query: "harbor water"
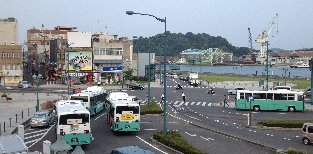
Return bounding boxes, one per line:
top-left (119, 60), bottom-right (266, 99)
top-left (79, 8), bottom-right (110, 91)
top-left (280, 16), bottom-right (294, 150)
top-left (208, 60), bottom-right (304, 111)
top-left (177, 65), bottom-right (311, 78)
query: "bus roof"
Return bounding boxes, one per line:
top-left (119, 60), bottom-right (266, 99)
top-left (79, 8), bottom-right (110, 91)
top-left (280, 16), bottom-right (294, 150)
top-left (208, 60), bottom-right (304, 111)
top-left (237, 90), bottom-right (303, 94)
top-left (57, 104), bottom-right (89, 115)
top-left (110, 100), bottom-right (139, 108)
top-left (87, 86), bottom-right (106, 94)
top-left (56, 100), bottom-right (83, 107)
top-left (71, 92), bottom-right (94, 97)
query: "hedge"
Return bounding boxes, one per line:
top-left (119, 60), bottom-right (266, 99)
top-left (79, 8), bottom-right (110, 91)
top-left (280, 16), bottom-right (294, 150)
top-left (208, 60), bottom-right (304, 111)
top-left (287, 148), bottom-right (308, 154)
top-left (260, 120), bottom-right (313, 128)
top-left (153, 130), bottom-right (206, 154)
top-left (140, 101), bottom-right (163, 115)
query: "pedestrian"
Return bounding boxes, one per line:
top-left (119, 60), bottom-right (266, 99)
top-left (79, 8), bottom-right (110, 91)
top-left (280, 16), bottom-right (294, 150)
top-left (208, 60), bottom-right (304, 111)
top-left (223, 95), bottom-right (229, 107)
top-left (182, 92), bottom-right (186, 103)
top-left (72, 88), bottom-right (76, 94)
top-left (161, 93), bottom-right (164, 102)
top-left (77, 88), bottom-right (81, 93)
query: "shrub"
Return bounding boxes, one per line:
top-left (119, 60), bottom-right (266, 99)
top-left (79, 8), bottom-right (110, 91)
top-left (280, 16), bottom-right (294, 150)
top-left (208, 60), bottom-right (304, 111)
top-left (287, 148), bottom-right (308, 154)
top-left (153, 130), bottom-right (206, 154)
top-left (140, 101), bottom-right (163, 115)
top-left (260, 120), bottom-right (313, 128)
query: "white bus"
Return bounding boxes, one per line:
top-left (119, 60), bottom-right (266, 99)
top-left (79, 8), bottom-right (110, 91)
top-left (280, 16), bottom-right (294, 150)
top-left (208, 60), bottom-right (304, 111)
top-left (106, 100), bottom-right (140, 132)
top-left (56, 102), bottom-right (92, 146)
top-left (107, 91), bottom-right (138, 102)
top-left (70, 89), bottom-right (106, 116)
top-left (235, 90), bottom-right (304, 112)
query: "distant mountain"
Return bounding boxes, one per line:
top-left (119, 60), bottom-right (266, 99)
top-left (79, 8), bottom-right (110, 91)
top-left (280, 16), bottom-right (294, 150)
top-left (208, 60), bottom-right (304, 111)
top-left (133, 32), bottom-right (252, 57)
top-left (270, 48), bottom-right (289, 52)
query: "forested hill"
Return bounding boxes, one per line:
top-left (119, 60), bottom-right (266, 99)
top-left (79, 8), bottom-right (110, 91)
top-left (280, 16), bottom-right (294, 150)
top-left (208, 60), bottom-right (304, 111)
top-left (133, 32), bottom-right (252, 57)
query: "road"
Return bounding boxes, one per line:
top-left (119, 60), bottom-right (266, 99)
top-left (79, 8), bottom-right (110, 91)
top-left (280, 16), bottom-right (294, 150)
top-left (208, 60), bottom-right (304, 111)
top-left (19, 77), bottom-right (313, 153)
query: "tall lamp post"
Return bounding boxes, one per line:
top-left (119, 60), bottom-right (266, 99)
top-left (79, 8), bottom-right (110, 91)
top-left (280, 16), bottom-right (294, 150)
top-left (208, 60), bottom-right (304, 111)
top-left (66, 43), bottom-right (74, 95)
top-left (126, 11), bottom-right (167, 134)
top-left (32, 74), bottom-right (42, 112)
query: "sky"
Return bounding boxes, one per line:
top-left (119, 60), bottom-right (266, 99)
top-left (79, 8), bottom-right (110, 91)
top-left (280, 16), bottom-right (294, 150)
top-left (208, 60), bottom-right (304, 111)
top-left (1, 0), bottom-right (313, 50)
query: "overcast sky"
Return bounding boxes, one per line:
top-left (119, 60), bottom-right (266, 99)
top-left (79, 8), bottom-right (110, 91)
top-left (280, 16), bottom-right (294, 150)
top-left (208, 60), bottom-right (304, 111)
top-left (1, 0), bottom-right (313, 50)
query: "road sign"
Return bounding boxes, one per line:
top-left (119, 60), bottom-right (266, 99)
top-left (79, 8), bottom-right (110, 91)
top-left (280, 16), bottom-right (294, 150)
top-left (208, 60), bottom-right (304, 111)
top-left (248, 96), bottom-right (254, 102)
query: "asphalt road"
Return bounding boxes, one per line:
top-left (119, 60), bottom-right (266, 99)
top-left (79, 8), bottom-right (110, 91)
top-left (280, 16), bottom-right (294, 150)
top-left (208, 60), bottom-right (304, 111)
top-left (22, 77), bottom-right (313, 153)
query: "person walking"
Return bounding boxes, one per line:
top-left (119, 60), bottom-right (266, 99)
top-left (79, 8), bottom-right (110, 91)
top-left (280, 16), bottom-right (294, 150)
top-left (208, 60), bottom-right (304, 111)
top-left (223, 95), bottom-right (229, 107)
top-left (161, 93), bottom-right (164, 103)
top-left (182, 92), bottom-right (186, 103)
top-left (77, 88), bottom-right (81, 93)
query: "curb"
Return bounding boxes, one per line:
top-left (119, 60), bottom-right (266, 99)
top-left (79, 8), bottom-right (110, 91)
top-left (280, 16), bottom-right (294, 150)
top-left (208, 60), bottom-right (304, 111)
top-left (188, 122), bottom-right (285, 153)
top-left (149, 136), bottom-right (183, 154)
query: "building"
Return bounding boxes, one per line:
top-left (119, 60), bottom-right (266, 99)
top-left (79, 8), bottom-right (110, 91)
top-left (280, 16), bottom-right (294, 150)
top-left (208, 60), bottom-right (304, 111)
top-left (27, 26), bottom-right (77, 79)
top-left (0, 17), bottom-right (18, 45)
top-left (0, 45), bottom-right (23, 85)
top-left (180, 48), bottom-right (233, 65)
top-left (137, 52), bottom-right (155, 78)
top-left (92, 33), bottom-right (133, 84)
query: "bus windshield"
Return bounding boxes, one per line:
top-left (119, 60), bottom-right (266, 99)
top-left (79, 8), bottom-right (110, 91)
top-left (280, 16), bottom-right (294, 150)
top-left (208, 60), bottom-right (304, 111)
top-left (116, 106), bottom-right (139, 114)
top-left (59, 114), bottom-right (89, 125)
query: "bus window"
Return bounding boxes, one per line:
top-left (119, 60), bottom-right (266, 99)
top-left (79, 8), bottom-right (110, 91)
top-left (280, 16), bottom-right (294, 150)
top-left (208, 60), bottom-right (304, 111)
top-left (267, 93), bottom-right (273, 100)
top-left (298, 95), bottom-right (304, 101)
top-left (239, 92), bottom-right (244, 99)
top-left (116, 106), bottom-right (139, 114)
top-left (245, 93), bottom-right (252, 100)
top-left (59, 114), bottom-right (89, 125)
top-left (287, 94), bottom-right (295, 100)
top-left (274, 94), bottom-right (282, 100)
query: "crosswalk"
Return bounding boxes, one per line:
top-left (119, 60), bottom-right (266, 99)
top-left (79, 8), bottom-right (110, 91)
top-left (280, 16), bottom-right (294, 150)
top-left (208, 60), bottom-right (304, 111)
top-left (166, 85), bottom-right (209, 89)
top-left (24, 126), bottom-right (52, 148)
top-left (170, 101), bottom-right (212, 107)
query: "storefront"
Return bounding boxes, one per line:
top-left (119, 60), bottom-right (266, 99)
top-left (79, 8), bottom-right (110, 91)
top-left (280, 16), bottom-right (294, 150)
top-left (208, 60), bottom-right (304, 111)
top-left (101, 66), bottom-right (123, 84)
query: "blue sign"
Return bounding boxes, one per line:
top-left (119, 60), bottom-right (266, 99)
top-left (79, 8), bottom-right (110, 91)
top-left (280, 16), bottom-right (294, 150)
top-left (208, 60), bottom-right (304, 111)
top-left (248, 96), bottom-right (254, 102)
top-left (103, 66), bottom-right (122, 72)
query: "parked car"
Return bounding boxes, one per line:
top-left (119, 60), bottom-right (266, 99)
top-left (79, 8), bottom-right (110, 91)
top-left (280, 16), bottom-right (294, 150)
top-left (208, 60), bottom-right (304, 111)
top-left (227, 87), bottom-right (245, 95)
top-left (302, 123), bottom-right (313, 145)
top-left (111, 145), bottom-right (155, 154)
top-left (30, 111), bottom-right (54, 128)
top-left (129, 84), bottom-right (144, 90)
top-left (17, 81), bottom-right (31, 88)
top-left (179, 76), bottom-right (190, 81)
top-left (304, 88), bottom-right (311, 98)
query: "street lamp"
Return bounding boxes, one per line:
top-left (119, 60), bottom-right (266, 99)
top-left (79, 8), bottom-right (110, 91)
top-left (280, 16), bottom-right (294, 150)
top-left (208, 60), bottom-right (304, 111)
top-left (126, 11), bottom-right (168, 134)
top-left (66, 43), bottom-right (74, 95)
top-left (32, 73), bottom-right (42, 112)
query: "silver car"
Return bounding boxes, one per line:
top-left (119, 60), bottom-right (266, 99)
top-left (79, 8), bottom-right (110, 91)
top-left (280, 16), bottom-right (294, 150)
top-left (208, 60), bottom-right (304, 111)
top-left (17, 81), bottom-right (31, 88)
top-left (30, 111), bottom-right (54, 128)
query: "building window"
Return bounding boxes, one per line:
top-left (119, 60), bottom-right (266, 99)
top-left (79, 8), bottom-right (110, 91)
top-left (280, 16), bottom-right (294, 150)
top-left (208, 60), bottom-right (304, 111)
top-left (1, 52), bottom-right (4, 58)
top-left (12, 53), bottom-right (15, 58)
top-left (18, 53), bottom-right (20, 58)
top-left (7, 52), bottom-right (9, 58)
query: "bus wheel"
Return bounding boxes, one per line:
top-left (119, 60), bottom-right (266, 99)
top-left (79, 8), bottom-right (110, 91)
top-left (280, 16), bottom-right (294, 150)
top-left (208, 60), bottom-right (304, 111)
top-left (253, 105), bottom-right (260, 111)
top-left (288, 106), bottom-right (295, 112)
top-left (303, 138), bottom-right (310, 145)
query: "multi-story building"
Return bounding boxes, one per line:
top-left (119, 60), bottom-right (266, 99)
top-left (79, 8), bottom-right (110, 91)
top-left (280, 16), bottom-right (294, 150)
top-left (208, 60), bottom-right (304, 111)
top-left (0, 45), bottom-right (23, 85)
top-left (27, 26), bottom-right (77, 78)
top-left (92, 33), bottom-right (133, 84)
top-left (0, 17), bottom-right (18, 45)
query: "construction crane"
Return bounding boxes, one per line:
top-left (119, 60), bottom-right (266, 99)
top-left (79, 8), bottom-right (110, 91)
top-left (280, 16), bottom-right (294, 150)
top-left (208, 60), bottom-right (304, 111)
top-left (255, 13), bottom-right (278, 58)
top-left (248, 27), bottom-right (253, 51)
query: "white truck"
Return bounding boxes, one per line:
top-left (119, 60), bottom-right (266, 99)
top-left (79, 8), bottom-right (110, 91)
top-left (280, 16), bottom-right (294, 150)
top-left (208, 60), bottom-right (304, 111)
top-left (227, 87), bottom-right (245, 95)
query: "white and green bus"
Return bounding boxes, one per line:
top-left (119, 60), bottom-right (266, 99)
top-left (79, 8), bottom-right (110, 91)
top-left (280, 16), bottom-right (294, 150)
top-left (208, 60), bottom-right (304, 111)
top-left (106, 100), bottom-right (140, 132)
top-left (56, 101), bottom-right (92, 146)
top-left (70, 86), bottom-right (106, 116)
top-left (235, 90), bottom-right (305, 112)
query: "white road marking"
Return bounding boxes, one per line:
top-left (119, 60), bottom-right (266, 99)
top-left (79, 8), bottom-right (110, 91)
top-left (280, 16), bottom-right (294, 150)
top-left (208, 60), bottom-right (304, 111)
top-left (174, 101), bottom-right (180, 105)
top-left (200, 136), bottom-right (214, 141)
top-left (185, 131), bottom-right (196, 137)
top-left (202, 102), bottom-right (206, 106)
top-left (136, 136), bottom-right (168, 154)
top-left (28, 124), bottom-right (55, 148)
top-left (25, 128), bottom-right (49, 136)
top-left (24, 132), bottom-right (46, 140)
top-left (196, 102), bottom-right (201, 105)
top-left (190, 102), bottom-right (195, 105)
top-left (95, 113), bottom-right (105, 121)
top-left (207, 103), bottom-right (212, 106)
top-left (144, 129), bottom-right (157, 131)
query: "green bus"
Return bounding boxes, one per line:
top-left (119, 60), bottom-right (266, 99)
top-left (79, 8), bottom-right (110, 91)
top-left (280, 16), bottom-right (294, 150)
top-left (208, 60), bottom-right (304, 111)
top-left (235, 90), bottom-right (305, 112)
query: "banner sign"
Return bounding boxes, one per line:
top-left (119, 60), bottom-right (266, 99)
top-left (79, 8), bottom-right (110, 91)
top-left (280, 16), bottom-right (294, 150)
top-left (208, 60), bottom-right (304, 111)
top-left (69, 51), bottom-right (92, 71)
top-left (103, 66), bottom-right (122, 72)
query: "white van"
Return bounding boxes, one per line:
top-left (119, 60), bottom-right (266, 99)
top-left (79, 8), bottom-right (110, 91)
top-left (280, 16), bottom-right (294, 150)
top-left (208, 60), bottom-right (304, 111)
top-left (273, 86), bottom-right (292, 91)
